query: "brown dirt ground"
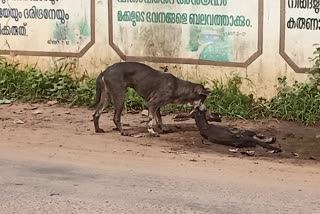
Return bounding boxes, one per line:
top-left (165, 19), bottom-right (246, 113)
top-left (1, 103), bottom-right (319, 162)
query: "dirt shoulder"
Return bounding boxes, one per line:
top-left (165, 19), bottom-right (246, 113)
top-left (0, 103), bottom-right (319, 174)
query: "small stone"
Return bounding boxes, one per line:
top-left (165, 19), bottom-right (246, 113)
top-left (229, 148), bottom-right (239, 153)
top-left (292, 152), bottom-right (300, 158)
top-left (241, 150), bottom-right (255, 157)
top-left (13, 110), bottom-right (25, 114)
top-left (24, 106), bottom-right (39, 110)
top-left (47, 100), bottom-right (58, 106)
top-left (141, 110), bottom-right (148, 116)
top-left (13, 119), bottom-right (25, 124)
top-left (32, 110), bottom-right (43, 115)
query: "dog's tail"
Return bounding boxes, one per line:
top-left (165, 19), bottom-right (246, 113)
top-left (88, 73), bottom-right (103, 109)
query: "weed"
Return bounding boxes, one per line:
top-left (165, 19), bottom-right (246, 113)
top-left (1, 46), bottom-right (320, 125)
top-left (268, 45), bottom-right (320, 125)
top-left (0, 58), bottom-right (80, 104)
top-left (204, 76), bottom-right (261, 120)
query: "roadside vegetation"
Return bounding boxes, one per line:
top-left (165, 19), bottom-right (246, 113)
top-left (1, 47), bottom-right (320, 125)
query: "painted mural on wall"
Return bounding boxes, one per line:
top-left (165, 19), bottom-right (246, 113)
top-left (281, 0), bottom-right (320, 72)
top-left (0, 0), bottom-right (93, 56)
top-left (110, 0), bottom-right (262, 65)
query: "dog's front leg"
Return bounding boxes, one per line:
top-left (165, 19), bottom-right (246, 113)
top-left (147, 107), bottom-right (160, 137)
top-left (156, 108), bottom-right (172, 133)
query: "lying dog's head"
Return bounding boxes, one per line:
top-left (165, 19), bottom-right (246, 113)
top-left (190, 104), bottom-right (222, 122)
top-left (192, 100), bottom-right (205, 110)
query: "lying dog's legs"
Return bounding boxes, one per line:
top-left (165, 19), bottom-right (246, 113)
top-left (207, 136), bottom-right (257, 148)
top-left (235, 136), bottom-right (281, 152)
top-left (254, 134), bottom-right (276, 144)
top-left (92, 80), bottom-right (110, 133)
top-left (232, 138), bottom-right (257, 148)
top-left (252, 136), bottom-right (281, 151)
top-left (240, 130), bottom-right (275, 144)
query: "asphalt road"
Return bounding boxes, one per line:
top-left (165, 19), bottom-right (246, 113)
top-left (0, 159), bottom-right (319, 214)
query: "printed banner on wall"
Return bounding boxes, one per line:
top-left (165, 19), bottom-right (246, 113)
top-left (110, 0), bottom-right (263, 66)
top-left (280, 0), bottom-right (320, 72)
top-left (0, 0), bottom-right (94, 56)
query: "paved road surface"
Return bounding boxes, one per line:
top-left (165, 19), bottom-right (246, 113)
top-left (0, 159), bottom-right (319, 214)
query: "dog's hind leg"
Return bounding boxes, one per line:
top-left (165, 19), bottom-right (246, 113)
top-left (235, 136), bottom-right (281, 152)
top-left (92, 79), bottom-right (110, 133)
top-left (111, 88), bottom-right (130, 136)
top-left (252, 136), bottom-right (281, 152)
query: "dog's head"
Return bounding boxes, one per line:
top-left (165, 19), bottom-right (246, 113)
top-left (193, 84), bottom-right (209, 100)
top-left (191, 84), bottom-right (209, 109)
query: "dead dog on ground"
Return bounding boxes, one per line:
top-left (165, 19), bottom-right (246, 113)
top-left (91, 62), bottom-right (209, 137)
top-left (191, 105), bottom-right (282, 152)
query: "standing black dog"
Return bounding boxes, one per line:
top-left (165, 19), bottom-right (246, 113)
top-left (92, 62), bottom-right (209, 136)
top-left (192, 105), bottom-right (282, 152)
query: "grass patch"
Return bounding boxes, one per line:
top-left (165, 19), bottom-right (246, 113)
top-left (0, 58), bottom-right (96, 106)
top-left (203, 76), bottom-right (264, 120)
top-left (1, 48), bottom-right (320, 125)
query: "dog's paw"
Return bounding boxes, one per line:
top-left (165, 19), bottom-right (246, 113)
top-left (147, 127), bottom-right (160, 137)
top-left (269, 137), bottom-right (277, 144)
top-left (95, 128), bottom-right (106, 133)
top-left (263, 136), bottom-right (277, 144)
